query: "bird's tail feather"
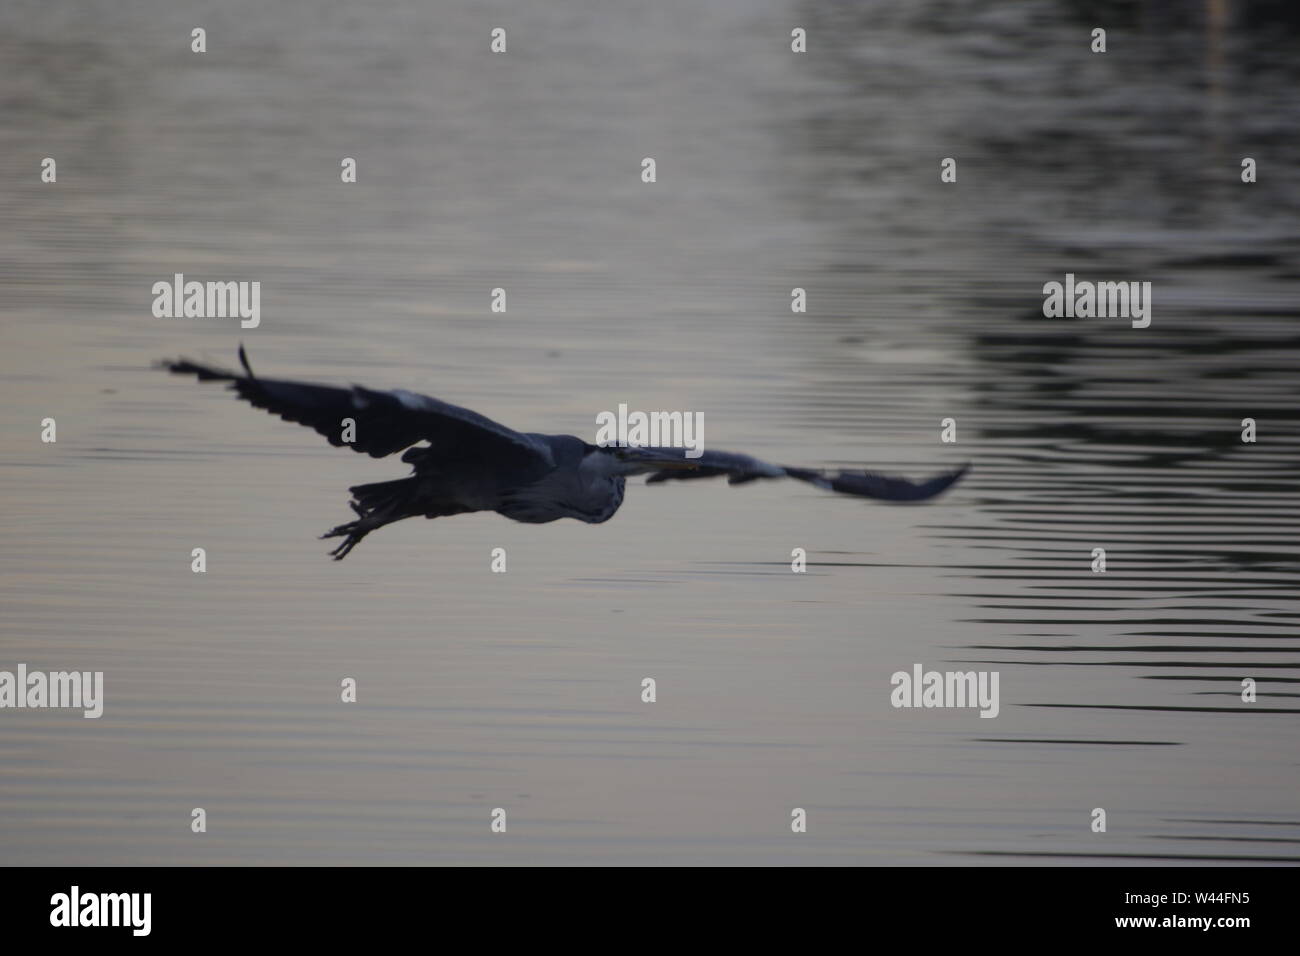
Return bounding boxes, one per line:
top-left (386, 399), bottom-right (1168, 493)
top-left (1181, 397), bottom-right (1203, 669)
top-left (348, 478), bottom-right (415, 516)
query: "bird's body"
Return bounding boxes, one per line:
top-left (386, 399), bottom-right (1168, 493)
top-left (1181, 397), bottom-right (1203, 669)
top-left (398, 432), bottom-right (622, 525)
top-left (161, 348), bottom-right (968, 559)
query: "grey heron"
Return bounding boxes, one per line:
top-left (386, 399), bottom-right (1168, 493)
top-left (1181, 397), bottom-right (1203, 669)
top-left (161, 348), bottom-right (969, 560)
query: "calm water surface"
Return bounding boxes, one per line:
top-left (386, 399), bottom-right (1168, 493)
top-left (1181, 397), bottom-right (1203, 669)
top-left (2, 0), bottom-right (1299, 864)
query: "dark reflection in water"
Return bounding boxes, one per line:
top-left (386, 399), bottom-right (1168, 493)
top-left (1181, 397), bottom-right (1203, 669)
top-left (784, 1), bottom-right (1300, 861)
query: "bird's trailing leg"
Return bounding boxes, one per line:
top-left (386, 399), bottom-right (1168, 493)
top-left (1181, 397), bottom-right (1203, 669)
top-left (321, 481), bottom-right (412, 560)
top-left (321, 508), bottom-right (396, 561)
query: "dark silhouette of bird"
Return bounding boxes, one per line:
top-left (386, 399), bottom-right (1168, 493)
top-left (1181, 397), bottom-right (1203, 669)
top-left (160, 348), bottom-right (969, 559)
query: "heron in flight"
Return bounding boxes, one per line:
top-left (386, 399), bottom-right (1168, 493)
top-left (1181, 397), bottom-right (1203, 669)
top-left (161, 348), bottom-right (969, 559)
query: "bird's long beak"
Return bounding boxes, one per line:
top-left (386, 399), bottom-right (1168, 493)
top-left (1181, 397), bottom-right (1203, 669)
top-left (644, 457), bottom-right (699, 470)
top-left (613, 447), bottom-right (700, 474)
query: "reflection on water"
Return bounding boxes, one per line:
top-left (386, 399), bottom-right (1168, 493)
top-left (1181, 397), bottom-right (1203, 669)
top-left (1, 0), bottom-right (1298, 865)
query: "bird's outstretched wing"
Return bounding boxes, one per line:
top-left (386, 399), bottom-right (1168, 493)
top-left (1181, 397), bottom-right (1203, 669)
top-left (637, 447), bottom-right (969, 502)
top-left (160, 347), bottom-right (552, 465)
